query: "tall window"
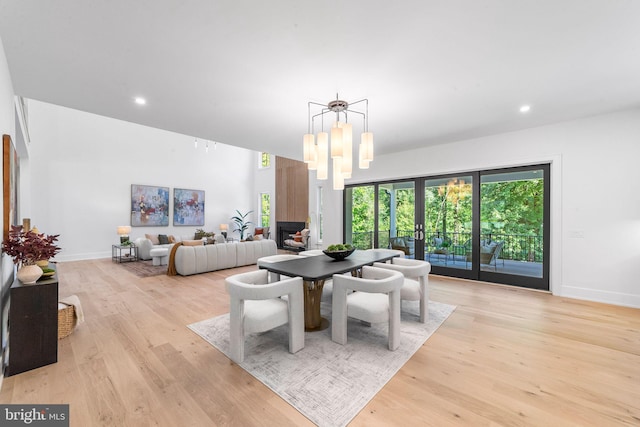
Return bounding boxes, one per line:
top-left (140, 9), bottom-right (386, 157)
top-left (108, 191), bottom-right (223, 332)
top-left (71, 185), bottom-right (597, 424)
top-left (259, 152), bottom-right (270, 168)
top-left (260, 192), bottom-right (271, 227)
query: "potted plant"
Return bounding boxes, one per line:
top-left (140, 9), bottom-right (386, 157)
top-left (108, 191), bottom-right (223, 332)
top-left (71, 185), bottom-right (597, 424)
top-left (231, 210), bottom-right (253, 241)
top-left (1, 225), bottom-right (61, 283)
top-left (434, 240), bottom-right (451, 255)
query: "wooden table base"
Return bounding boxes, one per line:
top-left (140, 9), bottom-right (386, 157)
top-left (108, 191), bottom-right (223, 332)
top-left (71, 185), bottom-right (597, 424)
top-left (303, 279), bottom-right (329, 331)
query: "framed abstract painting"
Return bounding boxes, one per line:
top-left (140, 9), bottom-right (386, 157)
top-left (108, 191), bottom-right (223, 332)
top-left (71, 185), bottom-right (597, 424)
top-left (173, 188), bottom-right (204, 226)
top-left (131, 184), bottom-right (170, 226)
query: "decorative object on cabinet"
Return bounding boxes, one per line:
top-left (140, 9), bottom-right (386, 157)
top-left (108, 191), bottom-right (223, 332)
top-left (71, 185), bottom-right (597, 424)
top-left (1, 225), bottom-right (61, 283)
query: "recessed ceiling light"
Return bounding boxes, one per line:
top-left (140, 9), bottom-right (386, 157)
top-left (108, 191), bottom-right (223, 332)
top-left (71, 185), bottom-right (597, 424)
top-left (134, 97), bottom-right (146, 105)
top-left (519, 105), bottom-right (531, 113)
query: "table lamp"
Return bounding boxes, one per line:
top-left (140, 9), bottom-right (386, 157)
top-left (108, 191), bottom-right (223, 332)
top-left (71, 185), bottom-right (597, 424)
top-left (220, 223), bottom-right (228, 239)
top-left (117, 225), bottom-right (131, 244)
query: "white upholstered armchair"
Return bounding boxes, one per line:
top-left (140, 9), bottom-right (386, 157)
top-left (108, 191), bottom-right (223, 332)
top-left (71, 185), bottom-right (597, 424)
top-left (331, 266), bottom-right (404, 350)
top-left (373, 258), bottom-right (431, 323)
top-left (225, 270), bottom-right (304, 363)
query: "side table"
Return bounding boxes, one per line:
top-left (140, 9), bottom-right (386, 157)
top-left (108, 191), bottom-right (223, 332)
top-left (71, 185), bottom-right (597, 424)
top-left (112, 244), bottom-right (138, 263)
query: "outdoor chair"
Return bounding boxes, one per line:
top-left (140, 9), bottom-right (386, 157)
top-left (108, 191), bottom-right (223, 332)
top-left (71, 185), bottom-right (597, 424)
top-left (331, 266), bottom-right (404, 350)
top-left (225, 270), bottom-right (304, 363)
top-left (389, 236), bottom-right (415, 258)
top-left (373, 258), bottom-right (431, 323)
top-left (466, 240), bottom-right (505, 270)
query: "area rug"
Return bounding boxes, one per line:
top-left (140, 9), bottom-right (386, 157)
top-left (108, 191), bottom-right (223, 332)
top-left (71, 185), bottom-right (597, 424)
top-left (188, 300), bottom-right (455, 427)
top-left (118, 260), bottom-right (167, 277)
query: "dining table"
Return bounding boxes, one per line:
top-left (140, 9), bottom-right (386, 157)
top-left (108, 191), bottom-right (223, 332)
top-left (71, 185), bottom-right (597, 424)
top-left (258, 249), bottom-right (401, 331)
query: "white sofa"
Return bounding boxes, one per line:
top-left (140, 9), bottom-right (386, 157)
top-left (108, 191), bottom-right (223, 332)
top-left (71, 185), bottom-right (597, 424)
top-left (174, 239), bottom-right (277, 276)
top-left (134, 237), bottom-right (174, 260)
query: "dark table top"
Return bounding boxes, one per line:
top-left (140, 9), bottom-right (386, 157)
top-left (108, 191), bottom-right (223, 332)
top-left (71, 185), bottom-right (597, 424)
top-left (258, 249), bottom-right (400, 282)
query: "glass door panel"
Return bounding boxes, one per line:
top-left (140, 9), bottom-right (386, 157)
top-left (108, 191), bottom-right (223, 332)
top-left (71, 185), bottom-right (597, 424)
top-left (345, 185), bottom-right (375, 249)
top-left (424, 175), bottom-right (473, 271)
top-left (479, 167), bottom-right (548, 287)
top-left (378, 181), bottom-right (416, 258)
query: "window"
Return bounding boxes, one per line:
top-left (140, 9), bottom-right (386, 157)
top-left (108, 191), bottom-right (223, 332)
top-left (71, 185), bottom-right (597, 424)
top-left (260, 192), bottom-right (271, 227)
top-left (259, 152), bottom-right (270, 168)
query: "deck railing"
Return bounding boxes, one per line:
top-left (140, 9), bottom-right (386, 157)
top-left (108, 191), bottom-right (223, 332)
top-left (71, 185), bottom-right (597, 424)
top-left (349, 230), bottom-right (543, 262)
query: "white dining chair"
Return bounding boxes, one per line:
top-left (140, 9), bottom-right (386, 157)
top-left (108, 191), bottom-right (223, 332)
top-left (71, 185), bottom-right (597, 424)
top-left (373, 258), bottom-right (431, 323)
top-left (331, 266), bottom-right (404, 350)
top-left (297, 249), bottom-right (324, 257)
top-left (257, 254), bottom-right (300, 282)
top-left (225, 270), bottom-right (304, 363)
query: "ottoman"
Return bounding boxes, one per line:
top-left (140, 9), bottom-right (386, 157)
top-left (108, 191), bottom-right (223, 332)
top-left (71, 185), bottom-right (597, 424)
top-left (150, 247), bottom-right (169, 266)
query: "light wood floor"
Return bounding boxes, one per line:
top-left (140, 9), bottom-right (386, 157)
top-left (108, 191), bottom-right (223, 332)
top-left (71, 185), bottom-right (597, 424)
top-left (1, 258), bottom-right (639, 426)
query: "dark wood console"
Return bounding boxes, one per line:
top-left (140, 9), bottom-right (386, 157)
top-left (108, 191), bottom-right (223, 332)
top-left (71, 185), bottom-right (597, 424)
top-left (6, 267), bottom-right (58, 376)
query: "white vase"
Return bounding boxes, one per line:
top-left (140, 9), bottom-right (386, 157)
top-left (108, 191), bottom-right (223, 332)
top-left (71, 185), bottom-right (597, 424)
top-left (17, 264), bottom-right (43, 284)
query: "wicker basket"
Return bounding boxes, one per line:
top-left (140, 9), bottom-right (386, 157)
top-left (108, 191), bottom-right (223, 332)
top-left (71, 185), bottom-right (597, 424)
top-left (58, 302), bottom-right (76, 339)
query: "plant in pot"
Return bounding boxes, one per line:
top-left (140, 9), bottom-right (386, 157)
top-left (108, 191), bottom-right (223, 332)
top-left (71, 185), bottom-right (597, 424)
top-left (195, 228), bottom-right (215, 244)
top-left (1, 225), bottom-right (61, 283)
top-left (434, 240), bottom-right (451, 255)
top-left (231, 210), bottom-right (253, 241)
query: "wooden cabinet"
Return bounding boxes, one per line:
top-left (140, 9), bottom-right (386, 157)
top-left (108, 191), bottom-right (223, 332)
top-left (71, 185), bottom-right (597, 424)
top-left (6, 271), bottom-right (58, 376)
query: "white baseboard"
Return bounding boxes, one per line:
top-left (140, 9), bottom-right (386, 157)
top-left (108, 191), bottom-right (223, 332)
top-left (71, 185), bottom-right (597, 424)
top-left (561, 285), bottom-right (640, 309)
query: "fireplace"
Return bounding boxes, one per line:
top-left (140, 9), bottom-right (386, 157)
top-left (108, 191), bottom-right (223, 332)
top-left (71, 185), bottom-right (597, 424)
top-left (276, 221), bottom-right (306, 249)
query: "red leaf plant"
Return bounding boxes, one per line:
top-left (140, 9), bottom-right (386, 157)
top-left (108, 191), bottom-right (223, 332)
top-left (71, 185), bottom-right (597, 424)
top-left (1, 225), bottom-right (61, 266)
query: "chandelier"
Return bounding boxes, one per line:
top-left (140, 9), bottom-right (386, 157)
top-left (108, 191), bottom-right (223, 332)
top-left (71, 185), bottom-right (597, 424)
top-left (303, 94), bottom-right (374, 190)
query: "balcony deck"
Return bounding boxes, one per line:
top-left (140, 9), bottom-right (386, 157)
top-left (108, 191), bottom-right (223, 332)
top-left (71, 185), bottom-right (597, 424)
top-left (424, 252), bottom-right (543, 277)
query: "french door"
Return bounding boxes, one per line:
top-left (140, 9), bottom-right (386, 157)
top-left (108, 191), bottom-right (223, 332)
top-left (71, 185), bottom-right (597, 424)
top-left (344, 164), bottom-right (550, 291)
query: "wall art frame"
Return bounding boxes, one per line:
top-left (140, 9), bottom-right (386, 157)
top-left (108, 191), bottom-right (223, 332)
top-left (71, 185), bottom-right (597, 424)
top-left (130, 184), bottom-right (170, 227)
top-left (3, 134), bottom-right (18, 241)
top-left (173, 188), bottom-right (205, 226)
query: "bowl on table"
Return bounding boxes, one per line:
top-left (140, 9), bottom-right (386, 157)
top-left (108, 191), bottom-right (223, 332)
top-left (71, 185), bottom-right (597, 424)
top-left (322, 247), bottom-right (355, 261)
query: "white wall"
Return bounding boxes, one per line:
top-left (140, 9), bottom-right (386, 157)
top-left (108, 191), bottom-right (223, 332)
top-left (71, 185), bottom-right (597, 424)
top-left (312, 108), bottom-right (640, 308)
top-left (0, 35), bottom-right (15, 390)
top-left (0, 39), bottom-right (16, 286)
top-left (26, 100), bottom-right (258, 261)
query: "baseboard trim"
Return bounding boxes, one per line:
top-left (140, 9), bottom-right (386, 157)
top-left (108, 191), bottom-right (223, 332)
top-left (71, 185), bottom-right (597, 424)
top-left (561, 285), bottom-right (640, 309)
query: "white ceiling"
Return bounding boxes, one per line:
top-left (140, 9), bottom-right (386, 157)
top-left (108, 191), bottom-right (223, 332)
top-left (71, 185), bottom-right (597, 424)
top-left (1, 0), bottom-right (639, 160)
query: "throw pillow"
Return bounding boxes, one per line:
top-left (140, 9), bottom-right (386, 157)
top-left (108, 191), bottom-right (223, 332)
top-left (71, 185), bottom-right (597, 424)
top-left (168, 235), bottom-right (176, 243)
top-left (255, 227), bottom-right (263, 235)
top-left (294, 235), bottom-right (302, 242)
top-left (158, 234), bottom-right (169, 244)
top-left (183, 240), bottom-right (204, 246)
top-left (145, 234), bottom-right (160, 245)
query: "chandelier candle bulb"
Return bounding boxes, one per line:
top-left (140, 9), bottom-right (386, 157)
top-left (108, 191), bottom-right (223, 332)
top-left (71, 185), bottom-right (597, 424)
top-left (303, 134), bottom-right (314, 163)
top-left (333, 157), bottom-right (344, 190)
top-left (341, 123), bottom-right (353, 178)
top-left (308, 143), bottom-right (318, 170)
top-left (359, 142), bottom-right (370, 169)
top-left (362, 132), bottom-right (374, 162)
top-left (317, 132), bottom-right (329, 180)
top-left (330, 124), bottom-right (343, 158)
